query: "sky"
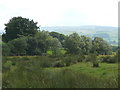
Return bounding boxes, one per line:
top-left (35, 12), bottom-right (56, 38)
top-left (0, 0), bottom-right (119, 31)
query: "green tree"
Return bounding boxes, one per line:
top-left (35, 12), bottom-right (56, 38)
top-left (2, 42), bottom-right (10, 56)
top-left (2, 16), bottom-right (39, 42)
top-left (49, 32), bottom-right (66, 47)
top-left (8, 37), bottom-right (28, 56)
top-left (64, 33), bottom-right (92, 55)
top-left (64, 33), bottom-right (81, 54)
top-left (114, 48), bottom-right (120, 62)
top-left (35, 31), bottom-right (50, 54)
top-left (48, 36), bottom-right (62, 56)
top-left (91, 37), bottom-right (112, 55)
top-left (26, 31), bottom-right (52, 55)
top-left (26, 31), bottom-right (62, 56)
top-left (79, 35), bottom-right (92, 55)
top-left (26, 36), bottom-right (39, 55)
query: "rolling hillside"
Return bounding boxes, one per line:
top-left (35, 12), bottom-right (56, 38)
top-left (41, 25), bottom-right (118, 45)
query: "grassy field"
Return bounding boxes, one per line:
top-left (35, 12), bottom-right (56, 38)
top-left (46, 62), bottom-right (118, 79)
top-left (2, 56), bottom-right (118, 88)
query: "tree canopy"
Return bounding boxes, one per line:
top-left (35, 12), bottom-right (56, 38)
top-left (49, 32), bottom-right (66, 47)
top-left (91, 37), bottom-right (112, 55)
top-left (64, 33), bottom-right (92, 55)
top-left (1, 17), bottom-right (114, 56)
top-left (2, 16), bottom-right (39, 42)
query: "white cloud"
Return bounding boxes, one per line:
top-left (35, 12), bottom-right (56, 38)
top-left (0, 0), bottom-right (119, 31)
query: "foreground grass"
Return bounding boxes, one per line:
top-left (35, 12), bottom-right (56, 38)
top-left (2, 56), bottom-right (118, 88)
top-left (46, 62), bottom-right (118, 79)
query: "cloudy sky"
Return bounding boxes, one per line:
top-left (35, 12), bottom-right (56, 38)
top-left (0, 0), bottom-right (119, 31)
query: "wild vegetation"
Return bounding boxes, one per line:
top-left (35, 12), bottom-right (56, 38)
top-left (1, 16), bottom-right (119, 88)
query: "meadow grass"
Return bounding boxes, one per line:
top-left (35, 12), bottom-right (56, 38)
top-left (2, 56), bottom-right (118, 88)
top-left (45, 62), bottom-right (118, 79)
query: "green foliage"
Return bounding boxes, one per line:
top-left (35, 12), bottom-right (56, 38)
top-left (3, 60), bottom-right (12, 72)
top-left (2, 56), bottom-right (118, 88)
top-left (26, 31), bottom-right (61, 55)
top-left (53, 62), bottom-right (65, 67)
top-left (2, 42), bottom-right (10, 56)
top-left (26, 36), bottom-right (39, 55)
top-left (47, 50), bottom-right (53, 56)
top-left (99, 55), bottom-right (117, 63)
top-left (8, 37), bottom-right (28, 56)
top-left (79, 35), bottom-right (92, 55)
top-left (40, 59), bottom-right (54, 68)
top-left (49, 32), bottom-right (66, 47)
top-left (77, 55), bottom-right (85, 62)
top-left (64, 33), bottom-right (92, 55)
top-left (64, 33), bottom-right (81, 54)
top-left (112, 45), bottom-right (119, 52)
top-left (47, 36), bottom-right (62, 56)
top-left (32, 31), bottom-right (50, 55)
top-left (62, 55), bottom-right (78, 66)
top-left (2, 16), bottom-right (39, 42)
top-left (3, 30), bottom-right (63, 56)
top-left (91, 37), bottom-right (112, 55)
top-left (1, 17), bottom-right (116, 57)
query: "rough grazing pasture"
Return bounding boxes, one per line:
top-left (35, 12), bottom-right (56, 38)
top-left (2, 56), bottom-right (118, 88)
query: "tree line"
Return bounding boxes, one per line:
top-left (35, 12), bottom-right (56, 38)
top-left (2, 16), bottom-right (113, 56)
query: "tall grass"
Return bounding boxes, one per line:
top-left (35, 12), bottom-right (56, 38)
top-left (3, 67), bottom-right (118, 88)
top-left (2, 56), bottom-right (118, 88)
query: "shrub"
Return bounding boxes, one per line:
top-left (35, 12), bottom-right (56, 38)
top-left (2, 42), bottom-right (10, 56)
top-left (40, 59), bottom-right (54, 68)
top-left (100, 55), bottom-right (116, 63)
top-left (63, 56), bottom-right (72, 66)
top-left (12, 62), bottom-right (16, 66)
top-left (62, 55), bottom-right (79, 66)
top-left (93, 62), bottom-right (99, 67)
top-left (8, 37), bottom-right (28, 56)
top-left (85, 55), bottom-right (92, 62)
top-left (53, 62), bottom-right (65, 67)
top-left (77, 55), bottom-right (85, 62)
top-left (3, 61), bottom-right (12, 72)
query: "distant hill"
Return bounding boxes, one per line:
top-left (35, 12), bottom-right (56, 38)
top-left (41, 25), bottom-right (117, 32)
top-left (77, 25), bottom-right (117, 30)
top-left (41, 25), bottom-right (118, 45)
top-left (1, 26), bottom-right (118, 45)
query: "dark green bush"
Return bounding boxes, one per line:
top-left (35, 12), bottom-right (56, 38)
top-left (93, 62), bottom-right (99, 67)
top-left (8, 37), bottom-right (28, 56)
top-left (63, 56), bottom-right (72, 66)
top-left (53, 62), bottom-right (64, 67)
top-left (100, 56), bottom-right (117, 63)
top-left (40, 59), bottom-right (54, 68)
top-left (12, 62), bottom-right (16, 66)
top-left (2, 42), bottom-right (10, 56)
top-left (62, 55), bottom-right (79, 66)
top-left (3, 61), bottom-right (12, 72)
top-left (2, 56), bottom-right (10, 61)
top-left (85, 55), bottom-right (92, 62)
top-left (77, 55), bottom-right (85, 62)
